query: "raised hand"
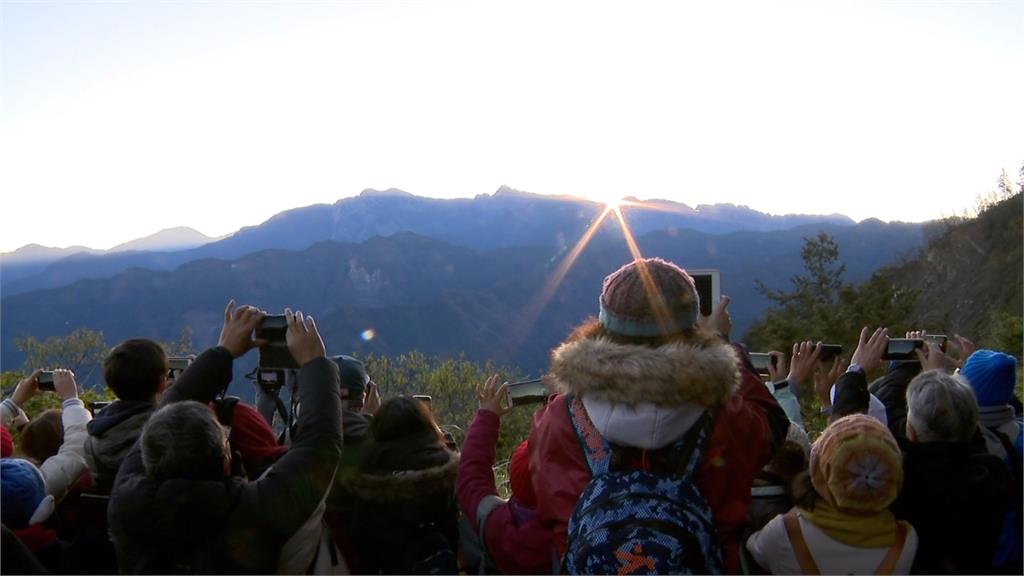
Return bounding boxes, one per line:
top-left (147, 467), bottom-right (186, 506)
top-left (851, 326), bottom-right (889, 374)
top-left (52, 369), bottom-right (79, 401)
top-left (218, 300), bottom-right (266, 358)
top-left (285, 308), bottom-right (326, 367)
top-left (476, 374), bottom-right (511, 417)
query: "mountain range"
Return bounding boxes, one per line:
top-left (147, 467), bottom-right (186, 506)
top-left (1, 187), bottom-right (855, 296)
top-left (0, 187), bottom-right (924, 387)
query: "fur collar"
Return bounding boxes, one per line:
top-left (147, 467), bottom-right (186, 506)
top-left (550, 337), bottom-right (740, 408)
top-left (352, 453), bottom-right (459, 501)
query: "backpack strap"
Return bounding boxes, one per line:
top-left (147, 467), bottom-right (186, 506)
top-left (873, 521), bottom-right (908, 575)
top-left (782, 511), bottom-right (821, 575)
top-left (566, 394), bottom-right (612, 476)
top-left (671, 409), bottom-right (715, 481)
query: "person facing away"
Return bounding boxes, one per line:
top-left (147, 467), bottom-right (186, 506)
top-left (349, 395), bottom-right (460, 574)
top-left (84, 338), bottom-right (169, 495)
top-left (747, 414), bottom-right (919, 575)
top-left (107, 303), bottom-right (343, 574)
top-left (891, 368), bottom-right (1014, 574)
top-left (526, 257), bottom-right (789, 573)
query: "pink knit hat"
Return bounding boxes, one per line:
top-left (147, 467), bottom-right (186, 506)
top-left (599, 258), bottom-right (699, 337)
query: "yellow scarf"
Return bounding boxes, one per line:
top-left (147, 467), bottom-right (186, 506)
top-left (799, 501), bottom-right (897, 548)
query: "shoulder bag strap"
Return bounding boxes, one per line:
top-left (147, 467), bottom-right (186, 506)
top-left (782, 511), bottom-right (821, 576)
top-left (873, 521), bottom-right (908, 575)
top-left (566, 394), bottom-right (611, 476)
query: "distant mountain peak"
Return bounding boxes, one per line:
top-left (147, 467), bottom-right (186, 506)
top-left (108, 226), bottom-right (216, 253)
top-left (358, 188), bottom-right (415, 198)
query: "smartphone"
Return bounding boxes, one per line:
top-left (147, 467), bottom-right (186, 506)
top-left (687, 269), bottom-right (721, 317)
top-left (883, 338), bottom-right (924, 361)
top-left (817, 344), bottom-right (842, 364)
top-left (37, 371), bottom-right (55, 392)
top-left (749, 353), bottom-right (772, 377)
top-left (925, 334), bottom-right (948, 353)
top-left (413, 394), bottom-right (433, 411)
top-left (87, 401), bottom-right (112, 415)
top-left (506, 378), bottom-right (548, 407)
top-left (167, 357), bottom-right (193, 381)
top-left (257, 315), bottom-right (299, 369)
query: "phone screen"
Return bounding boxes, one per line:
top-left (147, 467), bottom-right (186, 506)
top-left (884, 339), bottom-right (924, 360)
top-left (506, 378), bottom-right (548, 407)
top-left (749, 353), bottom-right (772, 376)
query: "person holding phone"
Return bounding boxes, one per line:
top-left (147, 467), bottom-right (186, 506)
top-left (457, 375), bottom-right (554, 574)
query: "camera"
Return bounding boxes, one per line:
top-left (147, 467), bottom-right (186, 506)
top-left (505, 378), bottom-right (548, 408)
top-left (37, 371), bottom-right (55, 392)
top-left (167, 357), bottom-right (193, 382)
top-left (87, 401), bottom-right (112, 416)
top-left (883, 338), bottom-right (924, 361)
top-left (817, 344), bottom-right (842, 364)
top-left (413, 394), bottom-right (433, 410)
top-left (257, 315), bottom-right (299, 370)
top-left (925, 334), bottom-right (948, 353)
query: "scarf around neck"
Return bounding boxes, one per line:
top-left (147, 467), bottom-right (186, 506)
top-left (799, 500), bottom-right (897, 548)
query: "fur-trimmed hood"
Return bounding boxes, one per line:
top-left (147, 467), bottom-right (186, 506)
top-left (550, 337), bottom-right (740, 408)
top-left (351, 452), bottom-right (459, 501)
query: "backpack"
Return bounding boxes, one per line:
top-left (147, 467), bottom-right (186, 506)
top-left (563, 395), bottom-right (723, 575)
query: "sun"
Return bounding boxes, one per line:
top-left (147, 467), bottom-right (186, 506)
top-left (589, 192), bottom-right (628, 212)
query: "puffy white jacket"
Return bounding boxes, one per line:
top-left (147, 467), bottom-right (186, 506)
top-left (1, 397), bottom-right (92, 502)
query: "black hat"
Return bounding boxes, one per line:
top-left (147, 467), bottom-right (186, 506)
top-left (330, 355), bottom-right (369, 393)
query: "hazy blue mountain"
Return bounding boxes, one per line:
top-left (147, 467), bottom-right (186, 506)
top-left (1, 187), bottom-right (855, 296)
top-left (1, 227), bottom-right (216, 287)
top-left (0, 218), bottom-right (923, 392)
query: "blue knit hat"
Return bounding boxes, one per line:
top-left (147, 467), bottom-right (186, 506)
top-left (961, 350), bottom-right (1017, 407)
top-left (0, 458), bottom-right (54, 528)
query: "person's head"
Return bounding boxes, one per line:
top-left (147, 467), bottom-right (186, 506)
top-left (330, 355), bottom-right (369, 411)
top-left (141, 401), bottom-right (229, 481)
top-left (765, 421), bottom-right (811, 480)
top-left (18, 409), bottom-right (63, 465)
top-left (905, 369), bottom-right (978, 443)
top-left (571, 257), bottom-right (717, 349)
top-left (960, 349), bottom-right (1017, 408)
top-left (103, 338), bottom-right (169, 402)
top-left (370, 396), bottom-right (442, 444)
top-left (0, 459), bottom-right (55, 528)
top-left (809, 414), bottom-right (902, 514)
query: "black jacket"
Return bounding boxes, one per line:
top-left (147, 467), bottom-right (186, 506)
top-left (108, 347), bottom-right (342, 574)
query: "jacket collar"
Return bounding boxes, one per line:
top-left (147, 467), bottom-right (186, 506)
top-left (549, 337), bottom-right (740, 408)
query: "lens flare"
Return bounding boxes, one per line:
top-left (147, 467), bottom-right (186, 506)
top-left (360, 329), bottom-right (375, 341)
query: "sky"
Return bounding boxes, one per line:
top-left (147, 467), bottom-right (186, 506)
top-left (1, 0), bottom-right (1022, 253)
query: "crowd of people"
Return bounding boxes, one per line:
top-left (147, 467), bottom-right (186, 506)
top-left (0, 257), bottom-right (1020, 575)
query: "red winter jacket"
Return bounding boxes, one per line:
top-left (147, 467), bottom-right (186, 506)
top-left (527, 339), bottom-right (787, 573)
top-left (457, 410), bottom-right (555, 575)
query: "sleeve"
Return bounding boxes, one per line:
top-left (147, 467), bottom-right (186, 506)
top-left (160, 346), bottom-right (234, 406)
top-left (745, 513), bottom-right (796, 575)
top-left (39, 398), bottom-right (92, 502)
top-left (867, 362), bottom-right (921, 442)
top-left (769, 381), bottom-right (803, 425)
top-left (244, 357), bottom-right (343, 540)
top-left (832, 370), bottom-right (869, 419)
top-left (456, 410), bottom-right (503, 530)
top-left (0, 398), bottom-right (25, 429)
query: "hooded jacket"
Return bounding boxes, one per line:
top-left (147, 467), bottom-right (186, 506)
top-left (349, 432), bottom-right (460, 574)
top-left (83, 400), bottom-right (155, 494)
top-left (108, 347), bottom-right (342, 574)
top-left (527, 338), bottom-right (787, 573)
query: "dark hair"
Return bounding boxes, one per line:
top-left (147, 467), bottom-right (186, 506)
top-left (18, 409), bottom-right (63, 465)
top-left (103, 339), bottom-right (169, 401)
top-left (564, 317), bottom-right (720, 350)
top-left (370, 396), bottom-right (442, 444)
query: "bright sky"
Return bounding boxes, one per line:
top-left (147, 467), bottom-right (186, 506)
top-left (1, 0), bottom-right (1022, 252)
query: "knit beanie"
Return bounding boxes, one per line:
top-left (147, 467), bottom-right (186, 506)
top-left (961, 350), bottom-right (1017, 407)
top-left (0, 459), bottom-right (55, 528)
top-left (227, 403), bottom-right (287, 472)
top-left (508, 440), bottom-right (536, 508)
top-left (330, 355), bottom-right (369, 395)
top-left (1, 425), bottom-right (12, 458)
top-left (598, 258), bottom-right (699, 337)
top-left (810, 414), bottom-right (902, 514)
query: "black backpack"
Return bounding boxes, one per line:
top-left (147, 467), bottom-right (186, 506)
top-left (396, 520), bottom-right (459, 575)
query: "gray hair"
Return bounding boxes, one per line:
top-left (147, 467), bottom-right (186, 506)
top-left (142, 401), bottom-right (228, 481)
top-left (906, 369), bottom-right (979, 443)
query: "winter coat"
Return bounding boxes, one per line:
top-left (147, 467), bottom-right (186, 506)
top-left (746, 508), bottom-right (918, 574)
top-left (1, 397), bottom-right (92, 502)
top-left (867, 361), bottom-right (924, 442)
top-left (892, 437), bottom-right (1014, 574)
top-left (457, 409), bottom-right (554, 575)
top-left (108, 347), bottom-right (342, 574)
top-left (83, 399), bottom-right (155, 494)
top-left (350, 433), bottom-right (460, 574)
top-left (527, 338), bottom-right (788, 573)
